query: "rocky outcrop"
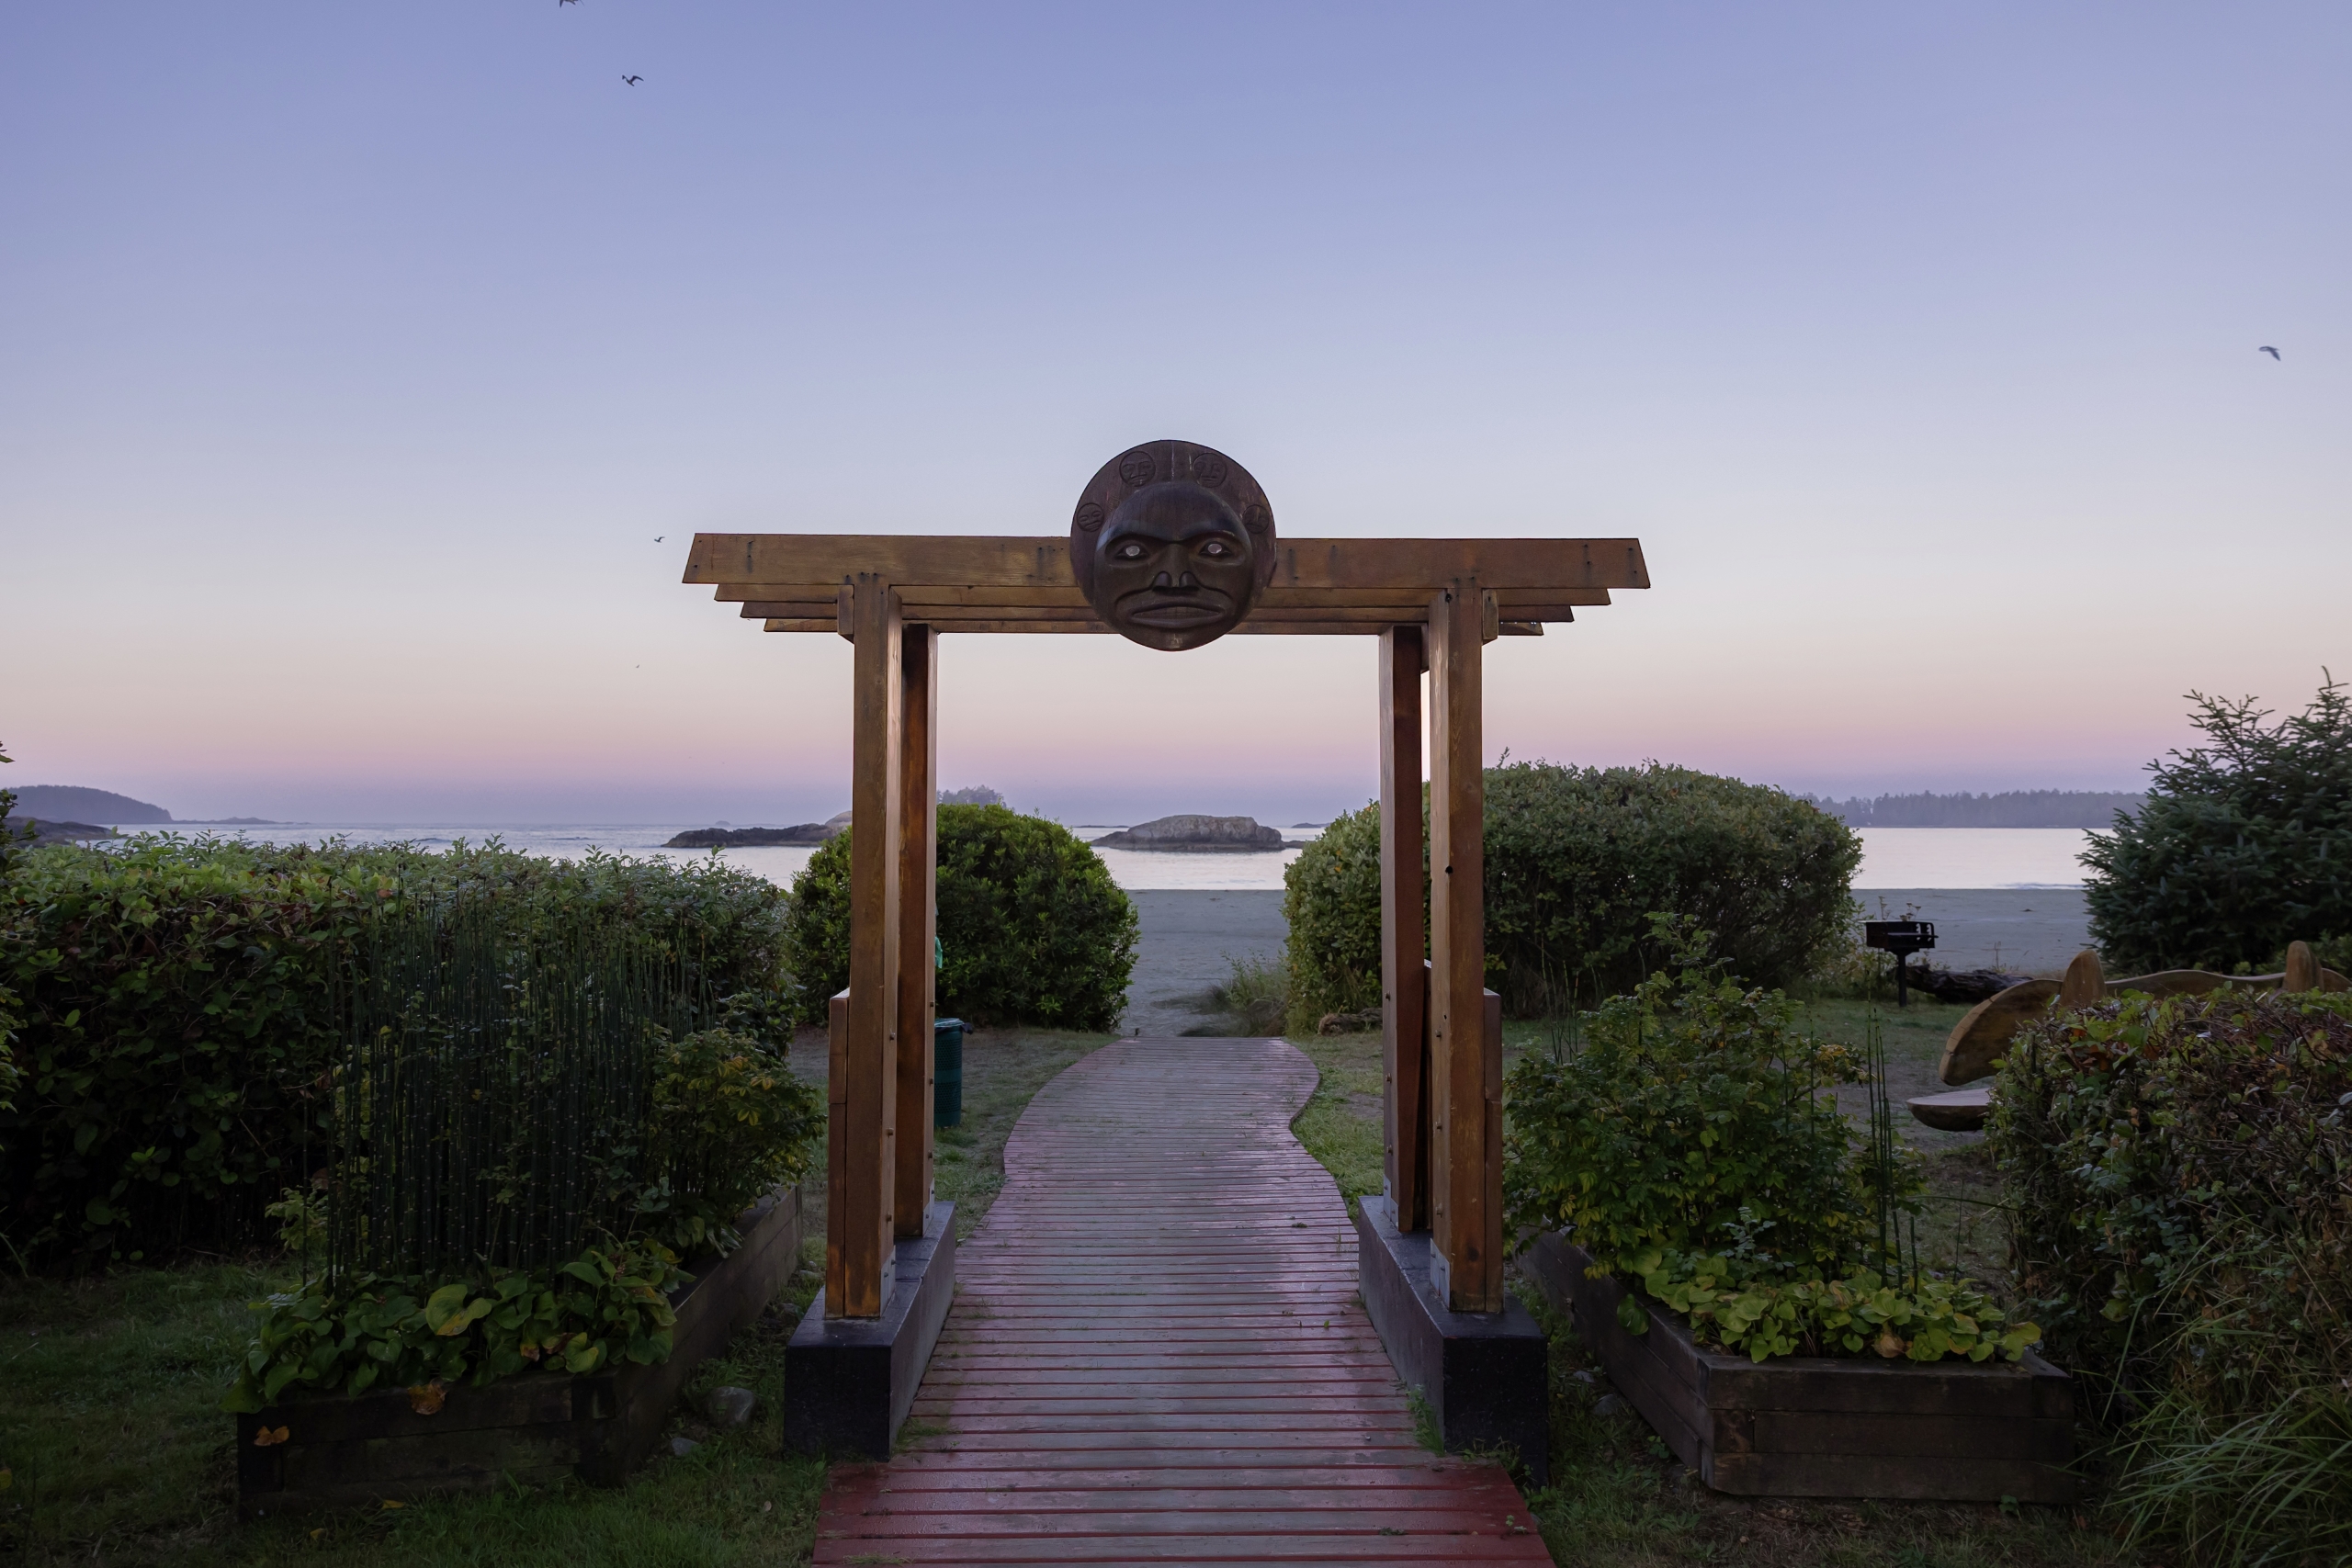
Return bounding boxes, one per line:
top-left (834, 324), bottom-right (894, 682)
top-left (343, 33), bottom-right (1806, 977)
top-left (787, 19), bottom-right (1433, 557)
top-left (1090, 815), bottom-right (1285, 852)
top-left (664, 824), bottom-right (841, 849)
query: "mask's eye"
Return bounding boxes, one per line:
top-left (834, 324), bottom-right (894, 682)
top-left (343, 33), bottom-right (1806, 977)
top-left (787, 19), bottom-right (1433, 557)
top-left (1199, 539), bottom-right (1232, 558)
top-left (1114, 541), bottom-right (1147, 560)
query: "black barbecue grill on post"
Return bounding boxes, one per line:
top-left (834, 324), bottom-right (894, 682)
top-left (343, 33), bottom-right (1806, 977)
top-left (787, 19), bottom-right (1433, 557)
top-left (1863, 919), bottom-right (1937, 1008)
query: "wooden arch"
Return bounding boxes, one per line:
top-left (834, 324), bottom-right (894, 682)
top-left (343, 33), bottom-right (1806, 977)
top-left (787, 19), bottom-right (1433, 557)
top-left (682, 529), bottom-right (1650, 1320)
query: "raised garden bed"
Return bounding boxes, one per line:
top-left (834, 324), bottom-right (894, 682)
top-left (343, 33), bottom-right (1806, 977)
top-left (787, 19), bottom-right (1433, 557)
top-left (235, 1185), bottom-right (804, 1516)
top-left (1523, 1234), bottom-right (2075, 1503)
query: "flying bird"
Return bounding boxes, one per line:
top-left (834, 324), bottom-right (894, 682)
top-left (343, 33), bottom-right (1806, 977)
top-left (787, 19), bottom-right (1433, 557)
top-left (2260, 345), bottom-right (2280, 359)
top-left (622, 73), bottom-right (642, 85)
top-left (654, 536), bottom-right (665, 542)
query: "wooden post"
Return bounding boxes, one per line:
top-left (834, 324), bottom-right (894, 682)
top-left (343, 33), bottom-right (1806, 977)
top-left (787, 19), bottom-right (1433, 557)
top-left (1426, 581), bottom-right (1501, 1312)
top-left (2284, 940), bottom-right (2319, 994)
top-left (828, 574), bottom-right (903, 1318)
top-left (1378, 626), bottom-right (1430, 1233)
top-left (895, 624), bottom-right (939, 1238)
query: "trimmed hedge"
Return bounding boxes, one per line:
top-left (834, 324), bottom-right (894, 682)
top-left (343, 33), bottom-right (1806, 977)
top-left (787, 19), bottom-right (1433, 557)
top-left (0, 837), bottom-right (791, 1265)
top-left (1283, 763), bottom-right (1860, 1023)
top-left (783, 804), bottom-right (1136, 1031)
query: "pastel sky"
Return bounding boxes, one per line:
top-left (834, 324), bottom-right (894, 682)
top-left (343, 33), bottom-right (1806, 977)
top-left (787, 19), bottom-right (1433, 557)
top-left (5, 4), bottom-right (2346, 826)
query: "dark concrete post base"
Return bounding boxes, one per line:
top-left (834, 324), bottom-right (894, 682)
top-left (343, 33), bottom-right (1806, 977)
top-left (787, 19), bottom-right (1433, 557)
top-left (781, 1201), bottom-right (956, 1459)
top-left (1356, 1196), bottom-right (1549, 1485)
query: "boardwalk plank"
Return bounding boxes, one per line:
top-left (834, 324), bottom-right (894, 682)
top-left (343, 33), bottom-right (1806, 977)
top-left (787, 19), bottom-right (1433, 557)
top-left (811, 1037), bottom-right (1546, 1566)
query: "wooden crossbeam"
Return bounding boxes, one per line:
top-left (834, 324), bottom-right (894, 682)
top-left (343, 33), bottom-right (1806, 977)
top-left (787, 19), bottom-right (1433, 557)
top-left (686, 535), bottom-right (1648, 592)
top-left (714, 584), bottom-right (1613, 609)
top-left (759, 616), bottom-right (1549, 637)
top-left (739, 600), bottom-right (1582, 624)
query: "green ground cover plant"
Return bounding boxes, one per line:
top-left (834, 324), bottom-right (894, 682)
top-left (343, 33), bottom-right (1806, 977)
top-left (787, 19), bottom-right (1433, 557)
top-left (1505, 920), bottom-right (2035, 1363)
top-left (2085, 674), bottom-right (2352, 973)
top-left (1, 836), bottom-right (790, 1266)
top-left (1283, 764), bottom-right (1860, 1030)
top-left (1992, 987), bottom-right (2352, 1563)
top-left (782, 803), bottom-right (1136, 1030)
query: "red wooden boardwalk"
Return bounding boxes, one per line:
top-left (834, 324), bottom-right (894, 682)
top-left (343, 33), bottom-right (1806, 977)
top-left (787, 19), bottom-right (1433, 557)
top-left (813, 1036), bottom-right (1549, 1565)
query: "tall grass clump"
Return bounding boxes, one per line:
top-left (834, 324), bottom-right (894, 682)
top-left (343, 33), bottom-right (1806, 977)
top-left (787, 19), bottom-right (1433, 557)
top-left (1211, 955), bottom-right (1290, 1035)
top-left (227, 894), bottom-right (820, 1411)
top-left (1991, 988), bottom-right (2352, 1562)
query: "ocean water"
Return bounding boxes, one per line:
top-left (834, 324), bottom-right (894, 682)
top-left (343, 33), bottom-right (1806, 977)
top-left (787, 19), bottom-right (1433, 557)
top-left (112, 823), bottom-right (2089, 892)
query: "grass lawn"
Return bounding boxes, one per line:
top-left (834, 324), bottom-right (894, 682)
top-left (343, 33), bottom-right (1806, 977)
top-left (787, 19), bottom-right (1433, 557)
top-left (0, 1026), bottom-right (1107, 1567)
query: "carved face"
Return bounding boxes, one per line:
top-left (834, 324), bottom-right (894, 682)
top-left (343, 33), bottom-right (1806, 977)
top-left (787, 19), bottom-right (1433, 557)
top-left (1093, 482), bottom-right (1261, 650)
top-left (1069, 442), bottom-right (1275, 651)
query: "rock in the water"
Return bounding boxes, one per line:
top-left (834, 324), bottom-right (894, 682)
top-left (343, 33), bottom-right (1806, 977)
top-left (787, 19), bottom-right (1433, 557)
top-left (663, 824), bottom-right (837, 849)
top-left (705, 1385), bottom-right (756, 1426)
top-left (1090, 815), bottom-right (1285, 852)
top-left (669, 1436), bottom-right (701, 1457)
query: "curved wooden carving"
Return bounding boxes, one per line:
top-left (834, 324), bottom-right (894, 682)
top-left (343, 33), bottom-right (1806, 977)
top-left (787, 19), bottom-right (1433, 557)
top-left (1937, 942), bottom-right (2349, 1087)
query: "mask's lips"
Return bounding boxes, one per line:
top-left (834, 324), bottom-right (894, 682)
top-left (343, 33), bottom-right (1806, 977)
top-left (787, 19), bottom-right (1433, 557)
top-left (1117, 590), bottom-right (1232, 629)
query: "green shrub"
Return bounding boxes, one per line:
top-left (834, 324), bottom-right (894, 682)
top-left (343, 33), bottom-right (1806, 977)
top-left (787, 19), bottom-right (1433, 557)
top-left (1283, 764), bottom-right (1861, 1023)
top-left (2084, 676), bottom-right (2352, 973)
top-left (1506, 920), bottom-right (2035, 1363)
top-left (0, 837), bottom-right (791, 1265)
top-left (782, 804), bottom-right (1136, 1030)
top-left (1281, 805), bottom-right (1382, 1032)
top-left (1990, 988), bottom-right (2352, 1560)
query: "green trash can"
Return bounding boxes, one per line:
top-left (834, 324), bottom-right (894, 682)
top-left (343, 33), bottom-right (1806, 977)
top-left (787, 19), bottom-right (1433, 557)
top-left (933, 1017), bottom-right (964, 1128)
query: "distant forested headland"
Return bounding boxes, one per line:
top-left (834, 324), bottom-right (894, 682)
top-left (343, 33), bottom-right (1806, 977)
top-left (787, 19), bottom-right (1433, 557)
top-left (1803, 790), bottom-right (2143, 829)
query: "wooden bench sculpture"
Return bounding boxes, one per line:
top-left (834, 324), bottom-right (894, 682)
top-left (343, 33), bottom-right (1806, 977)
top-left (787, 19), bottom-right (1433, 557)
top-left (1908, 940), bottom-right (2348, 1131)
top-left (681, 440), bottom-right (1648, 1462)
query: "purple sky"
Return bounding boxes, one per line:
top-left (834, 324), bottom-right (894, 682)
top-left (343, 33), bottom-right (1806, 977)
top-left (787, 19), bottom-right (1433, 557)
top-left (5, 4), bottom-right (2346, 825)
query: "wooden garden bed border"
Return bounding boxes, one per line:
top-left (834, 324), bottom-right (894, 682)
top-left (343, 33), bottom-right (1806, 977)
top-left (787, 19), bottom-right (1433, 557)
top-left (1522, 1234), bottom-right (2075, 1503)
top-left (236, 1185), bottom-right (805, 1516)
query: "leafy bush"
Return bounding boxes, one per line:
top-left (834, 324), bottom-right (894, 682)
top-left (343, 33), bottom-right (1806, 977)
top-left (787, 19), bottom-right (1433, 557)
top-left (1283, 764), bottom-right (1861, 1024)
top-left (2085, 676), bottom-right (2352, 973)
top-left (1484, 763), bottom-right (1860, 1009)
top-left (782, 804), bottom-right (1136, 1030)
top-left (1506, 921), bottom-right (2036, 1363)
top-left (226, 1239), bottom-right (687, 1411)
top-left (1991, 988), bottom-right (2352, 1561)
top-left (0, 837), bottom-right (792, 1265)
top-left (1281, 806), bottom-right (1383, 1032)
